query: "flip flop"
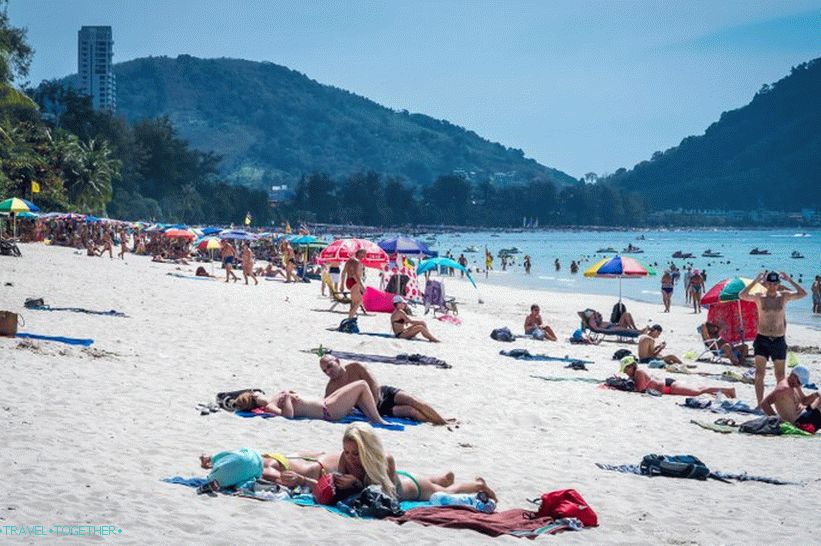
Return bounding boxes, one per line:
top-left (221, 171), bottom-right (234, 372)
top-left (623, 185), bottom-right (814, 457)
top-left (714, 418), bottom-right (738, 427)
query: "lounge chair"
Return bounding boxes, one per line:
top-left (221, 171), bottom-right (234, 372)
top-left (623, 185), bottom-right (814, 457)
top-left (696, 323), bottom-right (749, 365)
top-left (423, 280), bottom-right (457, 316)
top-left (577, 309), bottom-right (641, 343)
top-left (321, 271), bottom-right (351, 312)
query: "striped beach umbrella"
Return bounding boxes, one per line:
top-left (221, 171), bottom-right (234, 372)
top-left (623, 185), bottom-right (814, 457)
top-left (0, 197), bottom-right (40, 213)
top-left (584, 255), bottom-right (656, 301)
top-left (701, 277), bottom-right (763, 343)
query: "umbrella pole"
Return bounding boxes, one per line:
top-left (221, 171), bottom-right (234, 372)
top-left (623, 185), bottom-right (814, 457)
top-left (619, 276), bottom-right (622, 303)
top-left (13, 212), bottom-right (17, 240)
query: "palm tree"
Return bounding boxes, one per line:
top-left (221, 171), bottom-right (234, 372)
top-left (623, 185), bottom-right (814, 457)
top-left (60, 136), bottom-right (121, 215)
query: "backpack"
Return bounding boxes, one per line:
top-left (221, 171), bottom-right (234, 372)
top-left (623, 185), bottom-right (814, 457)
top-left (640, 454), bottom-right (710, 480)
top-left (338, 317), bottom-right (359, 334)
top-left (490, 327), bottom-right (514, 342)
top-left (604, 377), bottom-right (635, 392)
top-left (528, 489), bottom-right (598, 527)
top-left (739, 416), bottom-right (782, 435)
top-left (610, 302), bottom-right (626, 323)
top-left (612, 349), bottom-right (632, 361)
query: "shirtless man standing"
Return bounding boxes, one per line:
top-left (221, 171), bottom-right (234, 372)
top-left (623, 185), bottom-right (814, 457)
top-left (341, 249), bottom-right (366, 319)
top-left (812, 275), bottom-right (821, 314)
top-left (98, 230), bottom-right (114, 259)
top-left (320, 354), bottom-right (449, 425)
top-left (758, 366), bottom-right (820, 430)
top-left (740, 270), bottom-right (807, 404)
top-left (221, 240), bottom-right (239, 282)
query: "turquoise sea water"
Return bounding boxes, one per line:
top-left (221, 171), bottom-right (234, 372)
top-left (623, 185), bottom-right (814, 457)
top-left (423, 228), bottom-right (820, 329)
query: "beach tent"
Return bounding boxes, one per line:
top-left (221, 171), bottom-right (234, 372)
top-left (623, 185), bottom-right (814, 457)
top-left (584, 255), bottom-right (655, 302)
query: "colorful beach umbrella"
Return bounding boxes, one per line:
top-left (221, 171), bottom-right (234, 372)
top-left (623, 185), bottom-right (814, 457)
top-left (165, 228), bottom-right (196, 240)
top-left (417, 257), bottom-right (476, 288)
top-left (700, 277), bottom-right (764, 305)
top-left (378, 237), bottom-right (435, 256)
top-left (196, 237), bottom-right (222, 251)
top-left (218, 229), bottom-right (256, 241)
top-left (584, 255), bottom-right (656, 301)
top-left (317, 238), bottom-right (388, 268)
top-left (0, 197), bottom-right (40, 213)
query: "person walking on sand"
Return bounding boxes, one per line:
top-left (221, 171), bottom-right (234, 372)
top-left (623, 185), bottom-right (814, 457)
top-left (661, 270), bottom-right (673, 312)
top-left (241, 242), bottom-right (258, 285)
top-left (740, 271), bottom-right (807, 404)
top-left (283, 242), bottom-right (298, 283)
top-left (812, 275), bottom-right (821, 314)
top-left (342, 249), bottom-right (366, 319)
top-left (98, 230), bottom-right (114, 259)
top-left (689, 269), bottom-right (704, 313)
top-left (117, 229), bottom-right (128, 260)
top-left (683, 266), bottom-right (693, 305)
top-left (221, 240), bottom-right (239, 282)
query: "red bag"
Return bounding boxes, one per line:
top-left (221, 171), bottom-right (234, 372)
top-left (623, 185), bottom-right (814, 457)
top-left (313, 473), bottom-right (338, 505)
top-left (534, 489), bottom-right (598, 527)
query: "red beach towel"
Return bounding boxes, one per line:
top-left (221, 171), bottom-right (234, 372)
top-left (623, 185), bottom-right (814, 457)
top-left (390, 506), bottom-right (573, 538)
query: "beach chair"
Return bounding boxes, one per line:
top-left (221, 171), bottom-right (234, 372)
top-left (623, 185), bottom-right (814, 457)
top-left (577, 309), bottom-right (640, 344)
top-left (321, 271), bottom-right (351, 312)
top-left (423, 280), bottom-right (457, 316)
top-left (0, 238), bottom-right (21, 257)
top-left (696, 324), bottom-right (725, 363)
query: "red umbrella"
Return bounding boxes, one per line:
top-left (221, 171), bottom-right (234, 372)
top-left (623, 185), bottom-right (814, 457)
top-left (165, 228), bottom-right (196, 240)
top-left (317, 238), bottom-right (388, 268)
top-left (701, 277), bottom-right (761, 343)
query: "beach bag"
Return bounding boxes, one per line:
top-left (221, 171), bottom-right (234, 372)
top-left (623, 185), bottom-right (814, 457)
top-left (24, 297), bottom-right (45, 309)
top-left (610, 302), bottom-right (626, 324)
top-left (640, 454), bottom-right (710, 480)
top-left (604, 376), bottom-right (635, 391)
top-left (490, 327), bottom-right (514, 342)
top-left (342, 485), bottom-right (404, 519)
top-left (0, 311), bottom-right (22, 337)
top-left (313, 473), bottom-right (340, 505)
top-left (529, 489), bottom-right (598, 527)
top-left (739, 416), bottom-right (782, 435)
top-left (338, 317), bottom-right (359, 334)
top-left (216, 388), bottom-right (264, 411)
top-left (612, 349), bottom-right (632, 361)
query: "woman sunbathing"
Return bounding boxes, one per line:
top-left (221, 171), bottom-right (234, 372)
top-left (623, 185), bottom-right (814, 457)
top-left (334, 423), bottom-right (496, 502)
top-left (390, 296), bottom-right (439, 342)
top-left (620, 356), bottom-right (736, 398)
top-left (233, 380), bottom-right (389, 426)
top-left (199, 449), bottom-right (339, 489)
top-left (582, 309), bottom-right (647, 334)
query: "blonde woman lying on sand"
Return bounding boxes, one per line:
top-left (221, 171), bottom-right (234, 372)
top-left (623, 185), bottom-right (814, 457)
top-left (233, 380), bottom-right (389, 426)
top-left (334, 423), bottom-right (496, 502)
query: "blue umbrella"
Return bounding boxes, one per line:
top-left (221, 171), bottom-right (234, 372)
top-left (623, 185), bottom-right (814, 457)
top-left (290, 235), bottom-right (319, 245)
top-left (85, 215), bottom-right (101, 223)
top-left (417, 257), bottom-right (476, 288)
top-left (200, 227), bottom-right (221, 236)
top-left (218, 229), bottom-right (256, 241)
top-left (378, 237), bottom-right (435, 256)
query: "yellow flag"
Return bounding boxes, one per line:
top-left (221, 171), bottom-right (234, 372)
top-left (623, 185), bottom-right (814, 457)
top-left (244, 212), bottom-right (252, 226)
top-left (31, 181), bottom-right (41, 193)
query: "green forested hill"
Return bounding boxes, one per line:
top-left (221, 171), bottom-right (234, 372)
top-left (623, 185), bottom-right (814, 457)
top-left (606, 58), bottom-right (821, 210)
top-left (67, 55), bottom-right (576, 189)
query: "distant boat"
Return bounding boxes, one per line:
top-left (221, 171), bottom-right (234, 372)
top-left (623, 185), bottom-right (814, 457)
top-left (490, 233), bottom-right (500, 238)
top-left (749, 248), bottom-right (771, 255)
top-left (702, 249), bottom-right (722, 258)
top-left (636, 234), bottom-right (646, 240)
top-left (791, 250), bottom-right (805, 259)
top-left (793, 233), bottom-right (811, 237)
top-left (623, 244), bottom-right (644, 254)
top-left (463, 245), bottom-right (479, 253)
top-left (596, 247), bottom-right (617, 253)
top-left (672, 250), bottom-right (695, 259)
top-left (497, 247), bottom-right (521, 257)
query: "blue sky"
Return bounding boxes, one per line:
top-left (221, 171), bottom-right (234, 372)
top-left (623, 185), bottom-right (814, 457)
top-left (9, 1), bottom-right (821, 178)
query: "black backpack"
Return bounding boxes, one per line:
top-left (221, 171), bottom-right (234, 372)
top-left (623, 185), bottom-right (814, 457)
top-left (640, 454), bottom-right (710, 480)
top-left (612, 349), bottom-right (632, 361)
top-left (605, 377), bottom-right (635, 391)
top-left (490, 327), bottom-right (515, 342)
top-left (338, 317), bottom-right (360, 334)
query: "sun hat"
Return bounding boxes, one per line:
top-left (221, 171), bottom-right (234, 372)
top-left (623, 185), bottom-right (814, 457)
top-left (620, 355), bottom-right (637, 374)
top-left (791, 366), bottom-right (810, 386)
top-left (392, 295), bottom-right (405, 305)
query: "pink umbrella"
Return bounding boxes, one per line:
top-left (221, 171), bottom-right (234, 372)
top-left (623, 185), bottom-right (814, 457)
top-left (164, 228), bottom-right (196, 240)
top-left (317, 238), bottom-right (388, 268)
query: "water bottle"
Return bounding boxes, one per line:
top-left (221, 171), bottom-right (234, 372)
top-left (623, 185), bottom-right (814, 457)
top-left (429, 492), bottom-right (496, 514)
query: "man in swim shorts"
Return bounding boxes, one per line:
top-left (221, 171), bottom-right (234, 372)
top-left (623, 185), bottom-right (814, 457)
top-left (341, 249), bottom-right (366, 319)
top-left (320, 354), bottom-right (449, 425)
top-left (637, 324), bottom-right (682, 365)
top-left (220, 240), bottom-right (239, 282)
top-left (740, 270), bottom-right (806, 404)
top-left (758, 366), bottom-right (820, 430)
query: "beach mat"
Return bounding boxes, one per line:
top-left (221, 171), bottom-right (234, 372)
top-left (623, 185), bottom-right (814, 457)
top-left (594, 463), bottom-right (798, 485)
top-left (15, 332), bottom-right (94, 346)
top-left (500, 349), bottom-right (593, 365)
top-left (162, 476), bottom-right (431, 517)
top-left (689, 419), bottom-right (816, 438)
top-left (530, 375), bottom-right (603, 384)
top-left (166, 272), bottom-right (213, 281)
top-left (236, 407), bottom-right (419, 431)
top-left (27, 305), bottom-right (127, 318)
top-left (303, 348), bottom-right (450, 369)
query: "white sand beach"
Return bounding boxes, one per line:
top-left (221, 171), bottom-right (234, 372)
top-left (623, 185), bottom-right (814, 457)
top-left (2, 243), bottom-right (819, 544)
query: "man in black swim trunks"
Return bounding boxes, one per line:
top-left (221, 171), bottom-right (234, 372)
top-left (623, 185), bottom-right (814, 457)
top-left (740, 270), bottom-right (806, 404)
top-left (319, 355), bottom-right (449, 425)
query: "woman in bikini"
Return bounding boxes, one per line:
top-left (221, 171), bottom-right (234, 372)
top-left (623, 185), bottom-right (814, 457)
top-left (620, 356), bottom-right (736, 398)
top-left (390, 296), bottom-right (439, 342)
top-left (689, 269), bottom-right (705, 313)
top-left (232, 380), bottom-right (389, 425)
top-left (199, 449), bottom-right (339, 489)
top-left (660, 270), bottom-right (673, 312)
top-left (335, 423), bottom-right (496, 502)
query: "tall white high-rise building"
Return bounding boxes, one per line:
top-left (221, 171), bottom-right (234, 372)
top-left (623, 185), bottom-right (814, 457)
top-left (77, 26), bottom-right (115, 111)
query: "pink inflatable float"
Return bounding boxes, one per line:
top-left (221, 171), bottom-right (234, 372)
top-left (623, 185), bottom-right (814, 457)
top-left (362, 286), bottom-right (395, 313)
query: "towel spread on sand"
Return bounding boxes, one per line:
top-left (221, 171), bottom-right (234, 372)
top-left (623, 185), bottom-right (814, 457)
top-left (530, 375), bottom-right (603, 384)
top-left (166, 272), bottom-right (213, 280)
top-left (305, 348), bottom-right (450, 369)
top-left (236, 407), bottom-right (418, 431)
top-left (681, 398), bottom-right (764, 415)
top-left (690, 419), bottom-right (815, 438)
top-left (162, 477), bottom-right (430, 518)
top-left (500, 349), bottom-right (594, 365)
top-left (28, 305), bottom-right (127, 317)
top-left (594, 463), bottom-right (798, 485)
top-left (389, 506), bottom-right (579, 537)
top-left (15, 333), bottom-right (94, 346)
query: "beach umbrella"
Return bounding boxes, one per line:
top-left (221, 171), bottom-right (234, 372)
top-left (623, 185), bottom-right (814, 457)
top-left (16, 211), bottom-right (38, 219)
top-left (583, 255), bottom-right (656, 301)
top-left (701, 277), bottom-right (763, 343)
top-left (218, 229), bottom-right (256, 241)
top-left (290, 234), bottom-right (320, 246)
top-left (165, 228), bottom-right (196, 240)
top-left (0, 197), bottom-right (40, 239)
top-left (378, 237), bottom-right (435, 256)
top-left (196, 237), bottom-right (222, 251)
top-left (317, 238), bottom-right (388, 268)
top-left (417, 257), bottom-right (476, 288)
top-left (200, 227), bottom-right (221, 236)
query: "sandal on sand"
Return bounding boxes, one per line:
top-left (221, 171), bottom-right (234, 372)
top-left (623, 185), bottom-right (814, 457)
top-left (714, 418), bottom-right (738, 427)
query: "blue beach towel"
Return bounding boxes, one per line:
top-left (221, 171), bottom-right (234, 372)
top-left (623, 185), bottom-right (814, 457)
top-left (594, 462), bottom-right (797, 485)
top-left (16, 333), bottom-right (94, 347)
top-left (236, 408), bottom-right (419, 432)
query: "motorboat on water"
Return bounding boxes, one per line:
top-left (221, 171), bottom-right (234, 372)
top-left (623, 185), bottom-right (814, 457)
top-left (791, 250), bottom-right (805, 259)
top-left (702, 249), bottom-right (722, 258)
top-left (672, 250), bottom-right (695, 259)
top-left (463, 245), bottom-right (479, 253)
top-left (596, 247), bottom-right (617, 253)
top-left (749, 248), bottom-right (771, 255)
top-left (622, 244), bottom-right (644, 254)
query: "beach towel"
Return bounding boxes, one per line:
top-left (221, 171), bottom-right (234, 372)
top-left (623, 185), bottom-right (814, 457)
top-left (166, 272), bottom-right (213, 281)
top-left (25, 303), bottom-right (127, 318)
top-left (15, 333), bottom-right (94, 346)
top-left (680, 398), bottom-right (764, 416)
top-left (500, 349), bottom-right (593, 365)
top-left (236, 407), bottom-right (418, 432)
top-left (690, 418), bottom-right (816, 438)
top-left (594, 463), bottom-right (797, 485)
top-left (390, 506), bottom-right (580, 538)
top-left (530, 375), bottom-right (603, 385)
top-left (305, 348), bottom-right (450, 369)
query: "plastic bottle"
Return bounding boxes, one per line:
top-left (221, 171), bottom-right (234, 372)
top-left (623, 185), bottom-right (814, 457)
top-left (429, 492), bottom-right (496, 514)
